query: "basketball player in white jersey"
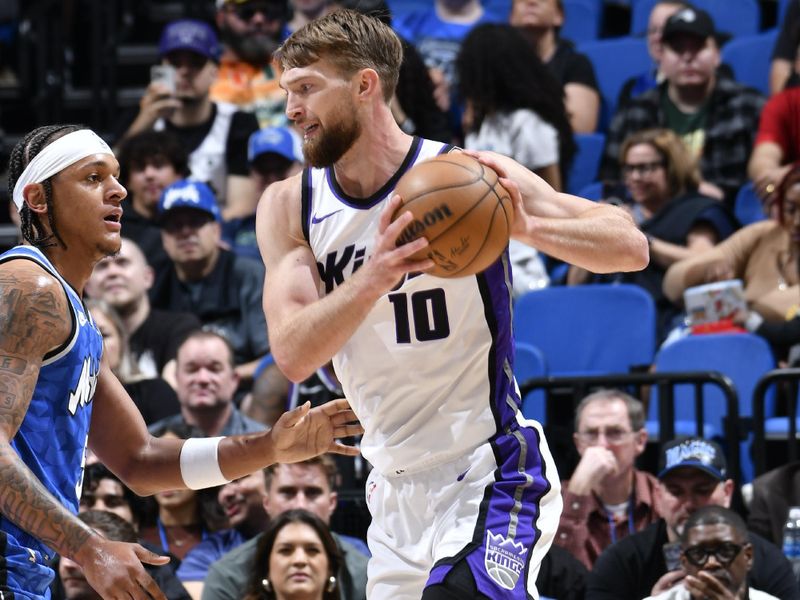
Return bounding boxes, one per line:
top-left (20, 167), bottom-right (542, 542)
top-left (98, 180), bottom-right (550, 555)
top-left (257, 10), bottom-right (649, 600)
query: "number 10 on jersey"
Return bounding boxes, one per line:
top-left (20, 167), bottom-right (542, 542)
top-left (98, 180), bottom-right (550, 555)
top-left (388, 288), bottom-right (451, 343)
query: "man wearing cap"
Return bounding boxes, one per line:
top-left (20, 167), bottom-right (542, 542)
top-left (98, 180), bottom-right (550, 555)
top-left (223, 126), bottom-right (304, 260)
top-left (212, 0), bottom-right (290, 129)
top-left (586, 437), bottom-right (799, 600)
top-left (599, 6), bottom-right (765, 206)
top-left (149, 179), bottom-right (270, 386)
top-left (117, 19), bottom-right (259, 221)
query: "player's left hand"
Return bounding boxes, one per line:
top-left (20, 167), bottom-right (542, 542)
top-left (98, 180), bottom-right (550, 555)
top-left (270, 399), bottom-right (363, 462)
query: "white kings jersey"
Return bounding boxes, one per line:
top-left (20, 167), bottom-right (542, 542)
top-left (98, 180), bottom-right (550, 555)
top-left (303, 137), bottom-right (520, 476)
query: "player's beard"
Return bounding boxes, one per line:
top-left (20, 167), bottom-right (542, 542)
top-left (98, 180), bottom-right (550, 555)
top-left (219, 25), bottom-right (280, 66)
top-left (303, 104), bottom-right (362, 168)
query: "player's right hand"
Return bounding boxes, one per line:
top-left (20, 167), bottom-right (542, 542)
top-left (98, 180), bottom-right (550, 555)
top-left (78, 536), bottom-right (170, 600)
top-left (360, 195), bottom-right (434, 296)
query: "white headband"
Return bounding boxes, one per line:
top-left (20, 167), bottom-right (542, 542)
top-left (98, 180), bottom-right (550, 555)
top-left (12, 129), bottom-right (114, 212)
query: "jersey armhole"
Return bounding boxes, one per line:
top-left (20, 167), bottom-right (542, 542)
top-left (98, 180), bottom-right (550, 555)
top-left (300, 167), bottom-right (312, 243)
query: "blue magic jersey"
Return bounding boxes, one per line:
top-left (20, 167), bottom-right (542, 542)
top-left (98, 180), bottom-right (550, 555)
top-left (0, 246), bottom-right (102, 595)
top-left (302, 137), bottom-right (520, 476)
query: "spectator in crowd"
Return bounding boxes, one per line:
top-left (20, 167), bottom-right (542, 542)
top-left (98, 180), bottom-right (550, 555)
top-left (178, 470), bottom-right (270, 595)
top-left (457, 22), bottom-right (575, 191)
top-left (770, 0), bottom-right (800, 94)
top-left (202, 455), bottom-right (369, 600)
top-left (115, 131), bottom-right (187, 273)
top-left (86, 298), bottom-right (181, 425)
top-left (644, 506), bottom-right (777, 600)
top-left (510, 0), bottom-right (600, 133)
top-left (118, 19), bottom-right (260, 220)
top-left (748, 85), bottom-right (800, 204)
top-left (138, 422), bottom-right (228, 562)
top-left (213, 0), bottom-right (291, 128)
top-left (222, 126), bottom-right (304, 260)
top-left (456, 22), bottom-right (570, 294)
top-left (664, 165), bottom-right (800, 359)
top-left (570, 128), bottom-right (738, 340)
top-left (555, 389), bottom-right (661, 569)
top-left (747, 461), bottom-right (800, 547)
top-left (87, 237), bottom-right (201, 389)
top-left (617, 1), bottom-right (688, 108)
top-left (150, 180), bottom-right (270, 383)
top-left (600, 7), bottom-right (765, 205)
top-left (79, 463), bottom-right (148, 529)
top-left (242, 509), bottom-right (341, 600)
top-left (392, 0), bottom-right (498, 118)
top-left (149, 330), bottom-right (266, 438)
top-left (55, 511), bottom-right (191, 600)
top-left (587, 437), bottom-right (799, 600)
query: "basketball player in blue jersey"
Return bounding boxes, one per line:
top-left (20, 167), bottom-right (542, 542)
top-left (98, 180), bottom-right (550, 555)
top-left (256, 9), bottom-right (649, 600)
top-left (1, 125), bottom-right (363, 600)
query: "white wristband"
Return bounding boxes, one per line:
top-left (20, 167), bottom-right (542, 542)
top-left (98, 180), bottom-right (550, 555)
top-left (179, 437), bottom-right (230, 490)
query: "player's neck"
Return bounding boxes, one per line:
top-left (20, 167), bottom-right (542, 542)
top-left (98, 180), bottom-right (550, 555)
top-left (45, 245), bottom-right (95, 296)
top-left (331, 113), bottom-right (414, 199)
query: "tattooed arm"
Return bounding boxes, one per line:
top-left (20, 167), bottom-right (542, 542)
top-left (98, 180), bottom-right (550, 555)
top-left (0, 262), bottom-right (169, 599)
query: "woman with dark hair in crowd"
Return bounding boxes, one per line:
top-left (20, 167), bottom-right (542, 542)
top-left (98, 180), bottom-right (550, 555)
top-left (456, 22), bottom-right (576, 192)
top-left (243, 509), bottom-right (341, 600)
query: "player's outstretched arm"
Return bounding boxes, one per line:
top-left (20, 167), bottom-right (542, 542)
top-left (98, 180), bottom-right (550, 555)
top-left (463, 149), bottom-right (649, 274)
top-left (89, 361), bottom-right (362, 495)
top-left (256, 175), bottom-right (433, 382)
top-left (0, 263), bottom-right (170, 599)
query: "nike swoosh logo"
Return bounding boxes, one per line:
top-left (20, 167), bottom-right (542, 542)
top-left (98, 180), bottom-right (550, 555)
top-left (311, 209), bottom-right (343, 224)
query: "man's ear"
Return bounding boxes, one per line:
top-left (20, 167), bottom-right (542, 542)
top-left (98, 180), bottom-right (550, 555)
top-left (356, 68), bottom-right (382, 101)
top-left (23, 183), bottom-right (48, 215)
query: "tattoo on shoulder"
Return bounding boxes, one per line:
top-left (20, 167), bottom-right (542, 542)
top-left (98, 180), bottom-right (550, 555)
top-left (0, 273), bottom-right (68, 358)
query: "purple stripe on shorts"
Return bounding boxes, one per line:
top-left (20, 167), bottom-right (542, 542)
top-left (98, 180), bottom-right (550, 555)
top-left (465, 425), bottom-right (552, 597)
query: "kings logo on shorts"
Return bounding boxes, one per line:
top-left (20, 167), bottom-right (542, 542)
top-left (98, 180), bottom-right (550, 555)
top-left (484, 530), bottom-right (527, 590)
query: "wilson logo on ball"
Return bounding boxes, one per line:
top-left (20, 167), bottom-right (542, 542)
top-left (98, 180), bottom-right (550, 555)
top-left (395, 204), bottom-right (453, 246)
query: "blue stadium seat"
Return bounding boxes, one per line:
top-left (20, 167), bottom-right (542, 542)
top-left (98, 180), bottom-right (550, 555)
top-left (721, 29), bottom-right (778, 96)
top-left (567, 133), bottom-right (606, 195)
top-left (734, 181), bottom-right (766, 227)
top-left (513, 284), bottom-right (657, 377)
top-left (560, 0), bottom-right (602, 43)
top-left (577, 37), bottom-right (652, 131)
top-left (631, 0), bottom-right (760, 37)
top-left (577, 181), bottom-right (604, 201)
top-left (515, 342), bottom-right (548, 423)
top-left (648, 332), bottom-right (775, 482)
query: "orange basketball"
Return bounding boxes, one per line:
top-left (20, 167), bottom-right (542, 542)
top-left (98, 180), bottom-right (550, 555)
top-left (392, 153), bottom-right (513, 278)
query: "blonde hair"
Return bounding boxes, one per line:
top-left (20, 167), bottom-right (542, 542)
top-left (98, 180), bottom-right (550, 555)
top-left (275, 8), bottom-right (402, 102)
top-left (619, 128), bottom-right (700, 198)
